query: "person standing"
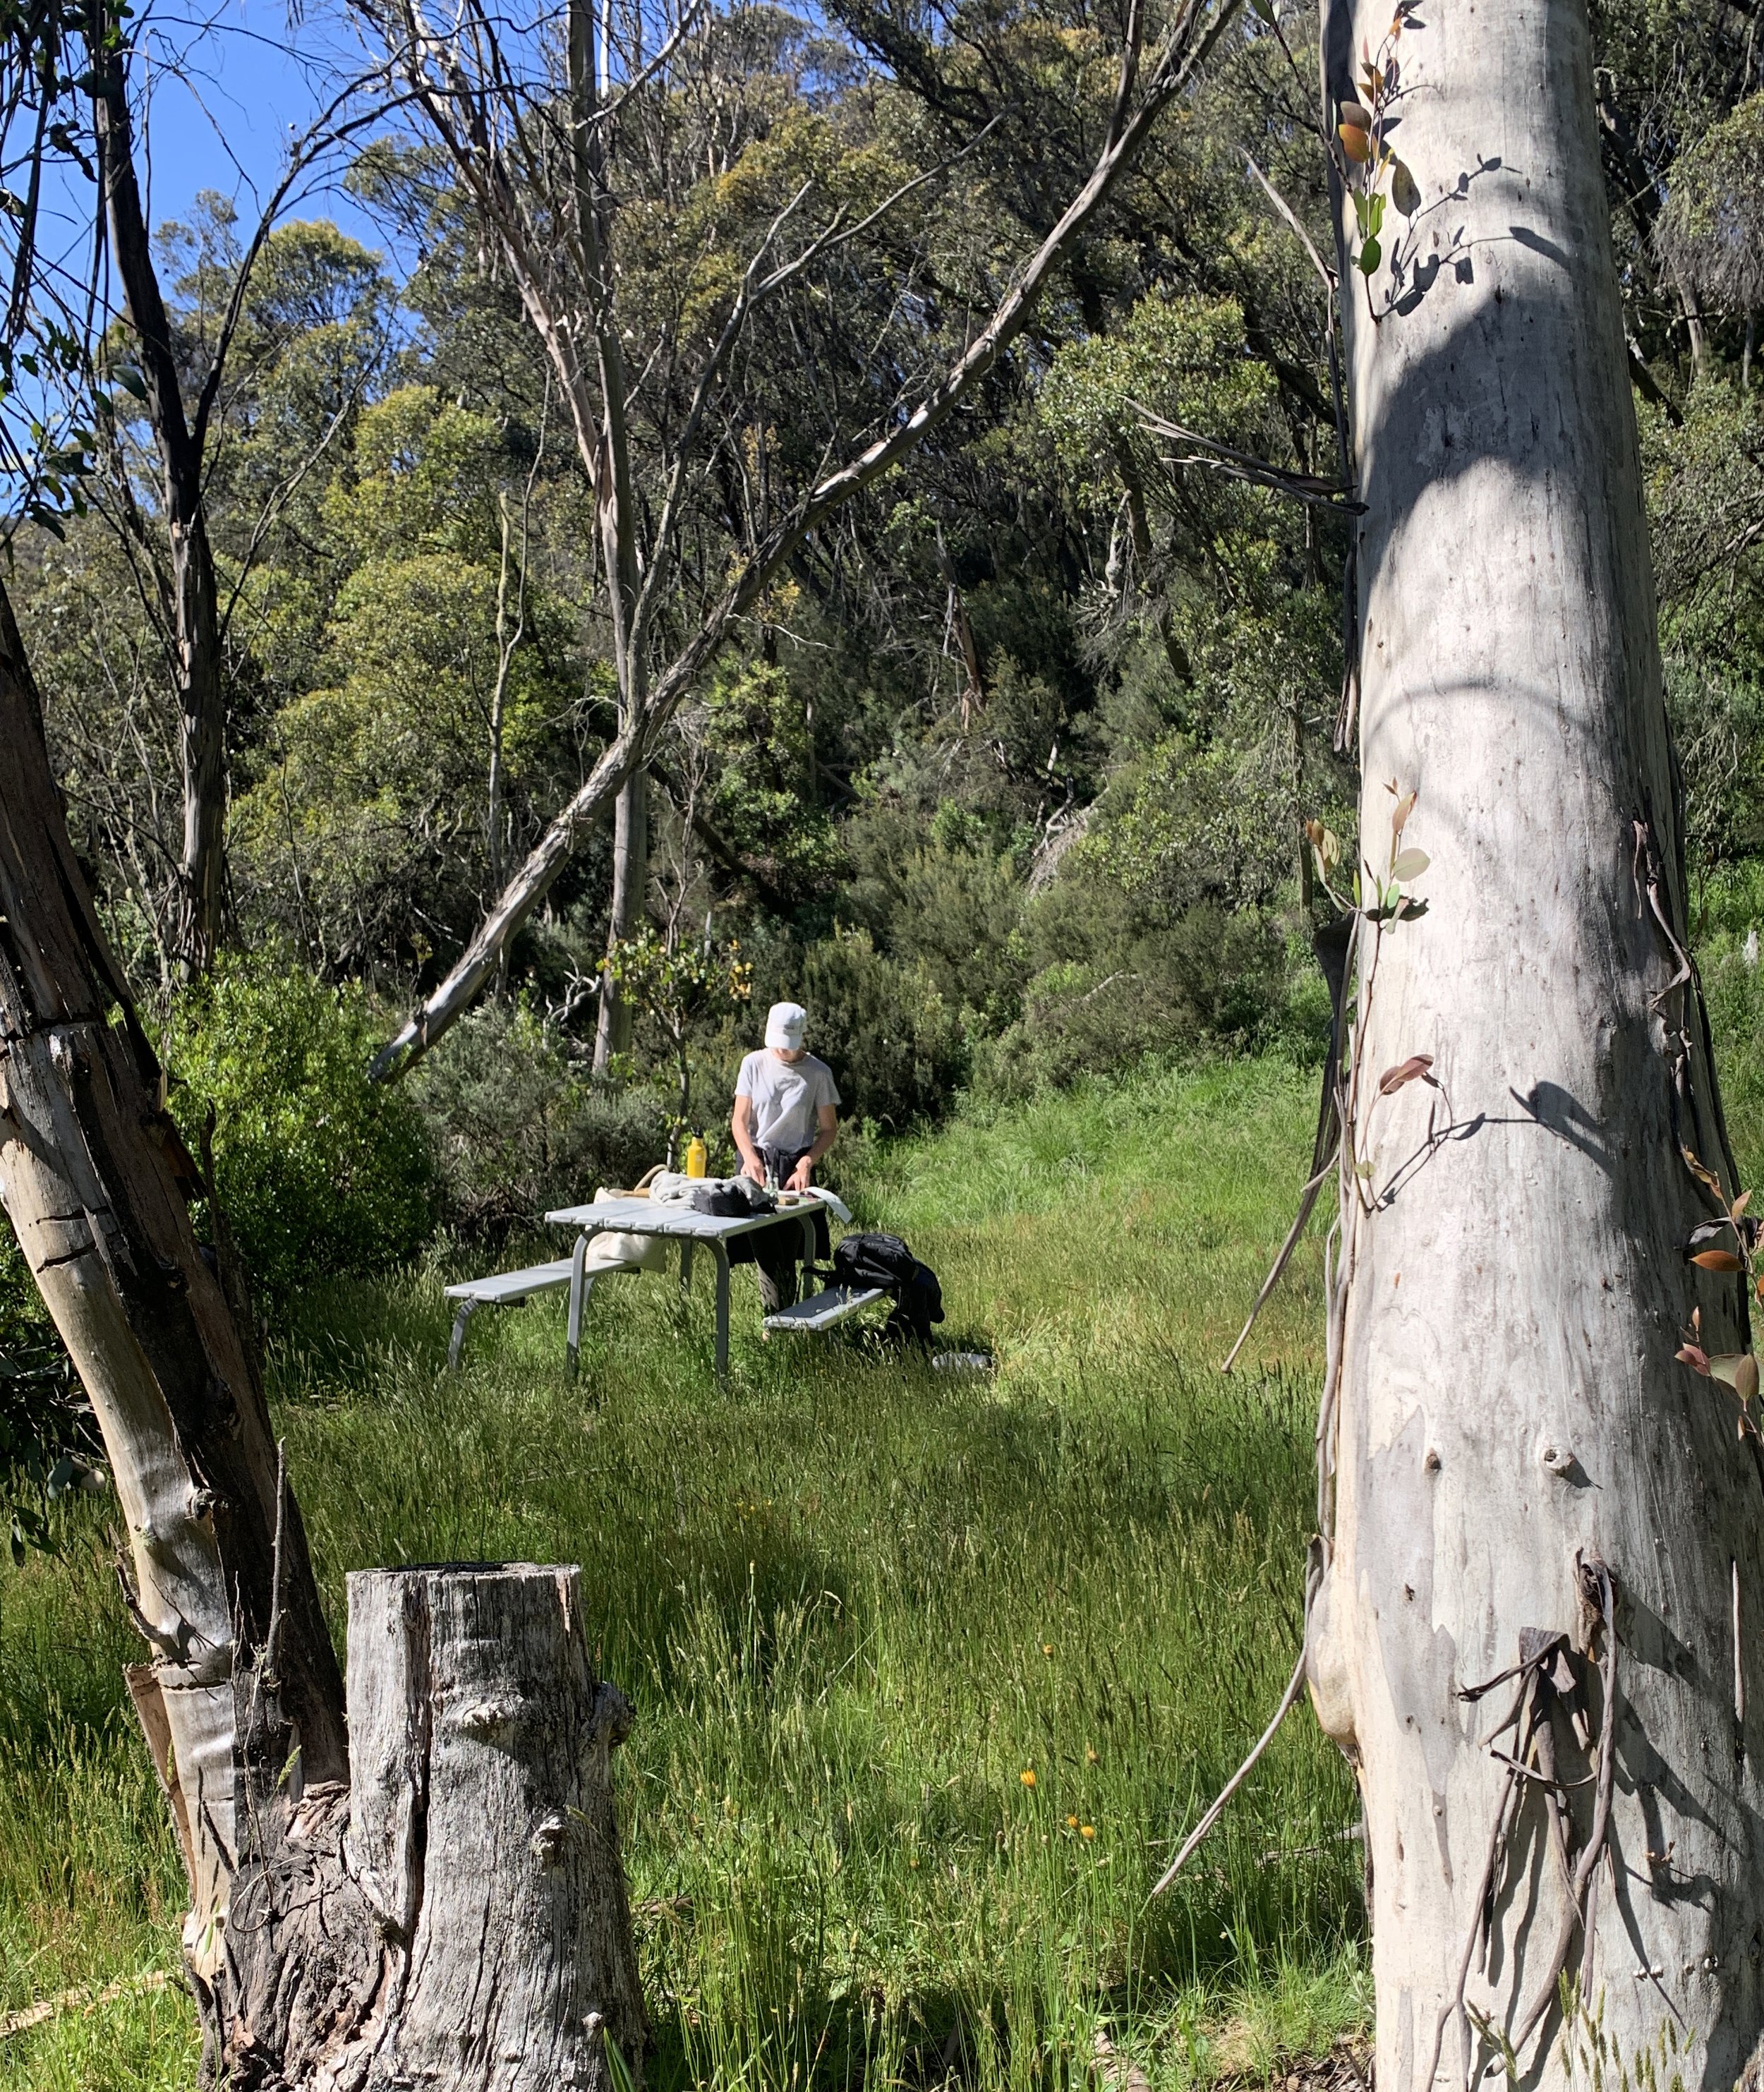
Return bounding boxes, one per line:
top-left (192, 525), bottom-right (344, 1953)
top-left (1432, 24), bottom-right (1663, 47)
top-left (732, 1002), bottom-right (840, 1190)
top-left (731, 1001), bottom-right (840, 1309)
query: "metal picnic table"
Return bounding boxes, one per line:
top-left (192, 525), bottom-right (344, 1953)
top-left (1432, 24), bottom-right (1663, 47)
top-left (543, 1195), bottom-right (822, 1382)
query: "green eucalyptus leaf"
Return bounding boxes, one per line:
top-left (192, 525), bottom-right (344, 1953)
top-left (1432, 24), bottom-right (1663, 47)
top-left (1391, 159), bottom-right (1422, 214)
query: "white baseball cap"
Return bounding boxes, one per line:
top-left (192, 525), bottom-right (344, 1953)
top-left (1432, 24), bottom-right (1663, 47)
top-left (765, 1000), bottom-right (807, 1050)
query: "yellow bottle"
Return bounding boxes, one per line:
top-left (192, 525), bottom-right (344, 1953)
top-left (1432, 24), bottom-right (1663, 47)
top-left (684, 1133), bottom-right (708, 1178)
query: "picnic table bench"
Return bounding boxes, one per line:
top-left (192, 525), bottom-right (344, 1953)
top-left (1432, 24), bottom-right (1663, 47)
top-left (443, 1254), bottom-right (643, 1370)
top-left (445, 1192), bottom-right (890, 1380)
top-left (763, 1285), bottom-right (887, 1334)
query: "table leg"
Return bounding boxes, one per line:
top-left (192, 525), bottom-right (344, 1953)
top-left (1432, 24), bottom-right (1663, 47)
top-left (711, 1241), bottom-right (731, 1384)
top-left (447, 1300), bottom-right (477, 1373)
top-left (681, 1240), bottom-right (695, 1292)
top-left (798, 1214), bottom-right (816, 1294)
top-left (567, 1227), bottom-right (599, 1381)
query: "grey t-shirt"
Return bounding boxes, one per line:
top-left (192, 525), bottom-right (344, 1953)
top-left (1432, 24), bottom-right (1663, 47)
top-left (736, 1050), bottom-right (840, 1155)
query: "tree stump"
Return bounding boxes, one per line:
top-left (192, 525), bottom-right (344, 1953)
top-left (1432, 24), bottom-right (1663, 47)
top-left (209, 1564), bottom-right (646, 2091)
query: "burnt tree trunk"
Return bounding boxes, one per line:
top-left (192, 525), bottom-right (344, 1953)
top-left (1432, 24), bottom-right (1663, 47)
top-left (217, 1565), bottom-right (646, 2090)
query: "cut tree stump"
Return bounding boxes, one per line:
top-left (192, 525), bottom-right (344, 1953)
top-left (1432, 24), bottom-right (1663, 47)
top-left (208, 1563), bottom-right (647, 2091)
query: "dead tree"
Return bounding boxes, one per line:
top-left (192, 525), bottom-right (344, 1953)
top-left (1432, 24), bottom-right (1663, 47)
top-left (86, 34), bottom-right (392, 977)
top-left (88, 42), bottom-right (228, 976)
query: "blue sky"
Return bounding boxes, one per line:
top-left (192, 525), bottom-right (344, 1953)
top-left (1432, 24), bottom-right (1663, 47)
top-left (130, 4), bottom-right (387, 248)
top-left (30, 0), bottom-right (399, 312)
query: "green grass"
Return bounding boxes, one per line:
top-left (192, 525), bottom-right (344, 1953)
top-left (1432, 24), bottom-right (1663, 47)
top-left (0, 1053), bottom-right (1365, 2088)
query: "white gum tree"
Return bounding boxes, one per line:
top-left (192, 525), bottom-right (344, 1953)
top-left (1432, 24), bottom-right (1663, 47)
top-left (1303, 0), bottom-right (1764, 2085)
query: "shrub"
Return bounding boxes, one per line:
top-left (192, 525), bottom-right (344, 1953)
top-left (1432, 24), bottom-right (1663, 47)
top-left (981, 899), bottom-right (1287, 1099)
top-left (790, 926), bottom-right (969, 1132)
top-left (0, 1216), bottom-right (56, 1367)
top-left (1705, 927), bottom-right (1764, 1189)
top-left (1269, 936), bottom-right (1336, 1068)
top-left (163, 957), bottom-right (437, 1300)
top-left (0, 1219), bottom-right (97, 1558)
top-left (872, 838), bottom-right (1029, 1033)
top-left (411, 998), bottom-right (670, 1230)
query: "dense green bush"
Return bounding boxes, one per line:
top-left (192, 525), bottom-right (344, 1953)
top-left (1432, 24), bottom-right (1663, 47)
top-left (163, 959), bottom-right (437, 1300)
top-left (862, 833), bottom-right (1029, 1029)
top-left (791, 927), bottom-right (969, 1132)
top-left (977, 879), bottom-right (1310, 1099)
top-left (0, 1222), bottom-right (97, 1559)
top-left (411, 998), bottom-right (670, 1228)
top-left (0, 1223), bottom-right (56, 1370)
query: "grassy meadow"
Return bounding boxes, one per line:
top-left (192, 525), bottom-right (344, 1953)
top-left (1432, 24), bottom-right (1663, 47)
top-left (0, 1054), bottom-right (1369, 2090)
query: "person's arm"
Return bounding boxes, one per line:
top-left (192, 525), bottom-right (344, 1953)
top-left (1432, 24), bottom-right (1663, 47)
top-left (787, 1104), bottom-right (838, 1191)
top-left (732, 1093), bottom-right (763, 1180)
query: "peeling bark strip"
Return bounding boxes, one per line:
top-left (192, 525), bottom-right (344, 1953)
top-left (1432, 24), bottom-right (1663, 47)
top-left (212, 1565), bottom-right (646, 2091)
top-left (0, 581), bottom-right (344, 1945)
top-left (1309, 0), bottom-right (1764, 2084)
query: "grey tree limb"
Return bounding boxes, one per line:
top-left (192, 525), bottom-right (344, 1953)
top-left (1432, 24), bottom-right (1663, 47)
top-left (368, 0), bottom-right (1245, 1080)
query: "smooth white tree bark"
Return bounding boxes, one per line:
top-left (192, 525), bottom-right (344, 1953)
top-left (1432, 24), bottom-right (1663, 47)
top-left (1308, 1), bottom-right (1764, 2085)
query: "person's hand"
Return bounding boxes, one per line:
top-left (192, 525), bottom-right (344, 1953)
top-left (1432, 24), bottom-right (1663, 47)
top-left (788, 1157), bottom-right (813, 1192)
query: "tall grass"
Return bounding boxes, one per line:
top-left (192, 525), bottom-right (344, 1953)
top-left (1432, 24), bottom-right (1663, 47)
top-left (1, 1055), bottom-right (1364, 2088)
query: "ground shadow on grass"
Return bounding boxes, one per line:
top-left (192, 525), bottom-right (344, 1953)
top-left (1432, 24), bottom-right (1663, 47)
top-left (642, 1977), bottom-right (1034, 2092)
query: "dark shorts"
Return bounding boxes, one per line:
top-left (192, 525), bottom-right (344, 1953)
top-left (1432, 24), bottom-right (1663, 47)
top-left (728, 1149), bottom-right (830, 1306)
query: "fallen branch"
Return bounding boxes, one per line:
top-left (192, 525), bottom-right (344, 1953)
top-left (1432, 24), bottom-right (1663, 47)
top-left (1, 1970), bottom-right (173, 2041)
top-left (1152, 1545), bottom-right (1323, 1895)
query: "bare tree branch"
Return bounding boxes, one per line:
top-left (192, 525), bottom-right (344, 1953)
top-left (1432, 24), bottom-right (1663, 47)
top-left (369, 0), bottom-right (1247, 1078)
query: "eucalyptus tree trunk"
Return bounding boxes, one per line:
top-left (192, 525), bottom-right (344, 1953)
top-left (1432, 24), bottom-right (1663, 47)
top-left (0, 579), bottom-right (345, 1964)
top-left (594, 774), bottom-right (647, 1068)
top-left (91, 42), bottom-right (228, 979)
top-left (0, 584), bottom-right (648, 2084)
top-left (1306, 3), bottom-right (1764, 2087)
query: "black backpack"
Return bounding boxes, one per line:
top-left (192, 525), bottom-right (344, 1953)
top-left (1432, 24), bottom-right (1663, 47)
top-left (832, 1231), bottom-right (945, 1348)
